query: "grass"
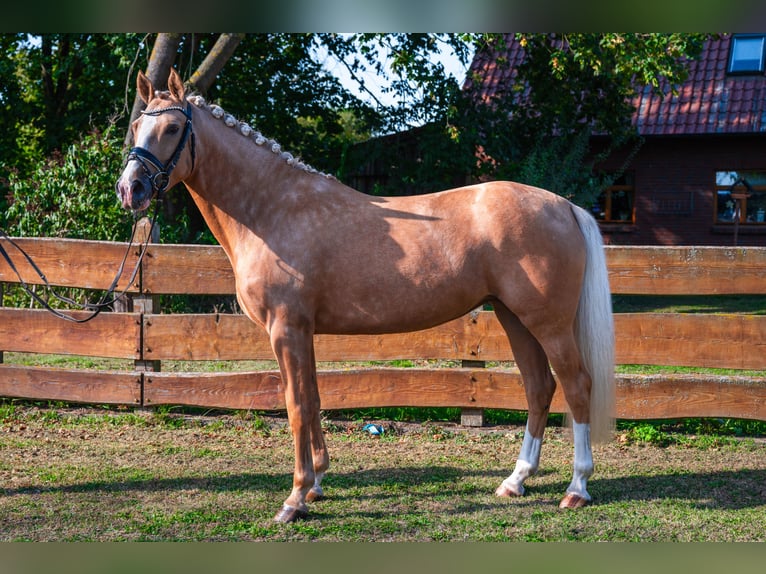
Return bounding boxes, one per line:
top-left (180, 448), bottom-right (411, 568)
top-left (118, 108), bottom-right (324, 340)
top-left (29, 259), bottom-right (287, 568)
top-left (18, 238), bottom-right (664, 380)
top-left (611, 294), bottom-right (766, 314)
top-left (0, 402), bottom-right (764, 542)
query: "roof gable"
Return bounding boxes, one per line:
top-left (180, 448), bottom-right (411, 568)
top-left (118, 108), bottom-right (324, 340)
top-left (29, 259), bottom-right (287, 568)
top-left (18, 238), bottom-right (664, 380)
top-left (465, 34), bottom-right (766, 136)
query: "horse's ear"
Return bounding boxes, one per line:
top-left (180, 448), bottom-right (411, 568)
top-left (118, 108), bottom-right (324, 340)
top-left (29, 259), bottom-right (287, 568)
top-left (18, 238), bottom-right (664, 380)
top-left (136, 70), bottom-right (154, 104)
top-left (167, 68), bottom-right (186, 101)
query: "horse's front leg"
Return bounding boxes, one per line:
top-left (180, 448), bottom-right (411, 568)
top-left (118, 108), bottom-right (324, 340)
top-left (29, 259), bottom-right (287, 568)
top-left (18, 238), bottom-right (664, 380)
top-left (306, 343), bottom-right (329, 503)
top-left (269, 319), bottom-right (322, 523)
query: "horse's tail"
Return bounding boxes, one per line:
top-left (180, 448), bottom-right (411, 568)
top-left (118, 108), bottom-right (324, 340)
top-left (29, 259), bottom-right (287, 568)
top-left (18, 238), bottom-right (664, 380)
top-left (570, 204), bottom-right (616, 443)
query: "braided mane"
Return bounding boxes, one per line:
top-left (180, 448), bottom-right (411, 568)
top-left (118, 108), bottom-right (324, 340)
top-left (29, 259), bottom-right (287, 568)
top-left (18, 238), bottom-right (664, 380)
top-left (186, 94), bottom-right (334, 179)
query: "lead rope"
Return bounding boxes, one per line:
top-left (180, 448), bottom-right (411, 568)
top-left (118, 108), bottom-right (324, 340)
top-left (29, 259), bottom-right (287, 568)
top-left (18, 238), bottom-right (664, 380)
top-left (0, 200), bottom-right (162, 323)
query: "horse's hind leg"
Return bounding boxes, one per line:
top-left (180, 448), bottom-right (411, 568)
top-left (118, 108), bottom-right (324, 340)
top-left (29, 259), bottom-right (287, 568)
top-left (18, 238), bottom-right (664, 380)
top-left (496, 304), bottom-right (595, 508)
top-left (492, 303), bottom-right (557, 498)
top-left (539, 331), bottom-right (595, 509)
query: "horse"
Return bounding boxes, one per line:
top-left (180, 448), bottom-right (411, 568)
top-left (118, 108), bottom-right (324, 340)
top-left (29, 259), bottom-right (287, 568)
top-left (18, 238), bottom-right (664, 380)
top-left (116, 68), bottom-right (615, 523)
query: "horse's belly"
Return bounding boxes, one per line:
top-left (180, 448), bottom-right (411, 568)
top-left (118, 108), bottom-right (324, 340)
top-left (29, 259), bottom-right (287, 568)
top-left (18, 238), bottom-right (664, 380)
top-left (314, 280), bottom-right (484, 335)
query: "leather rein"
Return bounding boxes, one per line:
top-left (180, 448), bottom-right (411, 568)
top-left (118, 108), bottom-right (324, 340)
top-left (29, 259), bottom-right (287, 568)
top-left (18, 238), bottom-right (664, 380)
top-left (0, 205), bottom-right (160, 323)
top-left (0, 102), bottom-right (196, 323)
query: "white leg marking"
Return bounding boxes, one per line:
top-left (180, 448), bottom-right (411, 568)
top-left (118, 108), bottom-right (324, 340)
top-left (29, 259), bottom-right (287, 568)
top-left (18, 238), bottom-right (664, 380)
top-left (566, 422), bottom-right (594, 501)
top-left (496, 423), bottom-right (542, 497)
top-left (312, 472), bottom-right (324, 497)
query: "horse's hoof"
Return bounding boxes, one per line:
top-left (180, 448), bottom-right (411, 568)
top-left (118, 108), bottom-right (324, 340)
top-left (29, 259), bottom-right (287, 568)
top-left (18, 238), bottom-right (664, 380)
top-left (495, 482), bottom-right (523, 497)
top-left (274, 504), bottom-right (309, 523)
top-left (306, 487), bottom-right (324, 503)
top-left (559, 493), bottom-right (590, 509)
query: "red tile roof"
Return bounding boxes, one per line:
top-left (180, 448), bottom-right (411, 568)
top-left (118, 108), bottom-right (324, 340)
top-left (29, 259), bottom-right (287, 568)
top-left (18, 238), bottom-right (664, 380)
top-left (465, 33), bottom-right (766, 136)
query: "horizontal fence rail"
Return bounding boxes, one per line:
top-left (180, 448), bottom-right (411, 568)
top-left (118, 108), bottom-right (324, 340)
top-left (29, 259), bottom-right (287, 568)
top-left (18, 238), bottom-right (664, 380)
top-left (1, 224), bottom-right (765, 422)
top-left (0, 237), bottom-right (142, 292)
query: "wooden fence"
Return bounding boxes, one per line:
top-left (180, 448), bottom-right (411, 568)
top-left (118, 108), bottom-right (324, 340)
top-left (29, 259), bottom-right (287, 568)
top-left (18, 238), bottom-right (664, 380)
top-left (1, 219), bottom-right (765, 423)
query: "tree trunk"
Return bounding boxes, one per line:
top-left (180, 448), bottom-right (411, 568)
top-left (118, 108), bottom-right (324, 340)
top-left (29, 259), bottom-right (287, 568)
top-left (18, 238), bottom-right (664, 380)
top-left (121, 33), bottom-right (243, 242)
top-left (123, 33), bottom-right (183, 149)
top-left (187, 33), bottom-right (245, 95)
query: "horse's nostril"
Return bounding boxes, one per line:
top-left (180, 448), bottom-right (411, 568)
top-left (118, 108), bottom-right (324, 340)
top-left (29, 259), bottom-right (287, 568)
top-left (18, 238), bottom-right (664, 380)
top-left (131, 178), bottom-right (147, 197)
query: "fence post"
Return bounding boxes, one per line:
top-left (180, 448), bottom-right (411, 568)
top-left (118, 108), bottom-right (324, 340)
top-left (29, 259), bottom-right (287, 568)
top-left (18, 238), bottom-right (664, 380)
top-left (132, 217), bottom-right (161, 374)
top-left (461, 359), bottom-right (485, 427)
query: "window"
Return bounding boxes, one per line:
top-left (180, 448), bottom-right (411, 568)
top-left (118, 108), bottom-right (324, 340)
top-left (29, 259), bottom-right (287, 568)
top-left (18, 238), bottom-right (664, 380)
top-left (592, 173), bottom-right (635, 224)
top-left (715, 171), bottom-right (766, 224)
top-left (727, 34), bottom-right (766, 75)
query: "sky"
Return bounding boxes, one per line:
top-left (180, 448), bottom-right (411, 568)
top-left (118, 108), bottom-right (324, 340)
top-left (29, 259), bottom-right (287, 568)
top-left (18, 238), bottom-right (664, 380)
top-left (316, 38), bottom-right (473, 109)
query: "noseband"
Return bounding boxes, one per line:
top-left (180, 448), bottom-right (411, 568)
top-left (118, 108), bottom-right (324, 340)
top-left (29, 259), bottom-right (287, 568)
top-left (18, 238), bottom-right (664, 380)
top-left (126, 101), bottom-right (196, 195)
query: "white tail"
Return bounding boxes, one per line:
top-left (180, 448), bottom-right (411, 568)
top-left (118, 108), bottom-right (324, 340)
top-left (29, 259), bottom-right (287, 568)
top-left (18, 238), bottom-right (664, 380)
top-left (570, 205), bottom-right (616, 443)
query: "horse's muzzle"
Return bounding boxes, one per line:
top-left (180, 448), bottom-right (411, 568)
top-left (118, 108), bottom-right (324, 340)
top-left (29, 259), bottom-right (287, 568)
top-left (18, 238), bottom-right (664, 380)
top-left (116, 175), bottom-right (154, 213)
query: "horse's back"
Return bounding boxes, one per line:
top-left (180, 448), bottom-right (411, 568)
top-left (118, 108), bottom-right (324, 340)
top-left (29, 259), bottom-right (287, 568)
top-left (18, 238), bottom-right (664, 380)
top-left (306, 180), bottom-right (587, 334)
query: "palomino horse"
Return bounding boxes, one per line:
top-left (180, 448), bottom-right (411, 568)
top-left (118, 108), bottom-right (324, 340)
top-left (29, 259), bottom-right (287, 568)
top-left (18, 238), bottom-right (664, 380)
top-left (116, 68), bottom-right (615, 523)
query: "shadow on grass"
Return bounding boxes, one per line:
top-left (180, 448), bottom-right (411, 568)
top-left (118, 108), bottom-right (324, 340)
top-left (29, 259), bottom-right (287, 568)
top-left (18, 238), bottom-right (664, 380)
top-left (3, 465), bottom-right (764, 512)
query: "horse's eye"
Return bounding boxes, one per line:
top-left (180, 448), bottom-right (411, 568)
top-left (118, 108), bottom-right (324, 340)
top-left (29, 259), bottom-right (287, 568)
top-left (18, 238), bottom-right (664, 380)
top-left (165, 124), bottom-right (180, 136)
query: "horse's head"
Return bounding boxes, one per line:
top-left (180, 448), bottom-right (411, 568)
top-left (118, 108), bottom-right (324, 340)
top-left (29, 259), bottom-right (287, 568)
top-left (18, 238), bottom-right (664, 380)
top-left (116, 68), bottom-right (195, 212)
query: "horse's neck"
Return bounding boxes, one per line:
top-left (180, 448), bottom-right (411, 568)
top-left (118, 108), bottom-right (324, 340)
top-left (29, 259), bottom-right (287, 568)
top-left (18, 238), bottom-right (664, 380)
top-left (181, 120), bottom-right (298, 260)
top-left (183, 185), bottom-right (240, 256)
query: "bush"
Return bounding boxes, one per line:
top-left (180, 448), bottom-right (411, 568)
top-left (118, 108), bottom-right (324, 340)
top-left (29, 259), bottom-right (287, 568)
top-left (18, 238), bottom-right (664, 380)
top-left (1, 123), bottom-right (133, 241)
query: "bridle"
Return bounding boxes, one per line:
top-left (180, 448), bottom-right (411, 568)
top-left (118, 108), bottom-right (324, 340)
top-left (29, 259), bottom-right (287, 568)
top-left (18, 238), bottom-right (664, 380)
top-left (126, 101), bottom-right (196, 196)
top-left (0, 102), bottom-right (196, 323)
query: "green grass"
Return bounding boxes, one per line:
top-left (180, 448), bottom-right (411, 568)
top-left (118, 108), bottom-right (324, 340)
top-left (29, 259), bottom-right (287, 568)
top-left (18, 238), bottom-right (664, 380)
top-left (612, 294), bottom-right (766, 314)
top-left (1, 294), bottom-right (763, 542)
top-left (1, 403), bottom-right (764, 541)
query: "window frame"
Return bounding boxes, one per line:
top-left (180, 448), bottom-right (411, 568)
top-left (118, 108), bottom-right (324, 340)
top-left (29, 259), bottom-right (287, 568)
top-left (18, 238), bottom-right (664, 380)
top-left (727, 34), bottom-right (766, 75)
top-left (714, 171), bottom-right (766, 225)
top-left (593, 173), bottom-right (636, 224)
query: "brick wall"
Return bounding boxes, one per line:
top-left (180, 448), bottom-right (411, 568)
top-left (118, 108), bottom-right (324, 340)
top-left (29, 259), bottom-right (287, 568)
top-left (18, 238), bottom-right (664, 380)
top-left (599, 134), bottom-right (766, 246)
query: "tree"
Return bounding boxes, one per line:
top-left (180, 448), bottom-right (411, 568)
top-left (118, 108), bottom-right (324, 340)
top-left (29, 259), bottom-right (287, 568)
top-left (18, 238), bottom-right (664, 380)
top-left (0, 33), bottom-right (142, 225)
top-left (0, 34), bottom-right (27, 171)
top-left (459, 33), bottom-right (709, 206)
top-left (0, 34), bottom-right (143, 171)
top-left (123, 33), bottom-right (183, 149)
top-left (119, 33), bottom-right (383, 240)
top-left (1, 33), bottom-right (377, 241)
top-left (1, 33), bottom-right (710, 241)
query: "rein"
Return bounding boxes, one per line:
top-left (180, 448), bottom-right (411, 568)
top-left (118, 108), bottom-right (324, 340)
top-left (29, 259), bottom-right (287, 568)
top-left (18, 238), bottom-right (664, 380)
top-left (126, 101), bottom-right (195, 195)
top-left (0, 101), bottom-right (194, 323)
top-left (0, 201), bottom-right (161, 324)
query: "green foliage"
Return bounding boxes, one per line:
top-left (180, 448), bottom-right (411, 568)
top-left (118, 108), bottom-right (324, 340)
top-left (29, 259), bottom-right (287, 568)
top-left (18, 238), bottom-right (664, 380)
top-left (683, 418), bottom-right (765, 436)
top-left (0, 34), bottom-right (143, 176)
top-left (617, 418), bottom-right (766, 447)
top-left (513, 33), bottom-right (706, 138)
top-left (0, 32), bottom-right (714, 245)
top-left (206, 34), bottom-right (377, 176)
top-left (149, 405), bottom-right (188, 429)
top-left (462, 33), bottom-right (708, 206)
top-left (621, 422), bottom-right (671, 446)
top-left (319, 33), bottom-right (473, 134)
top-left (515, 128), bottom-right (597, 203)
top-left (0, 401), bottom-right (18, 423)
top-left (2, 123), bottom-right (132, 241)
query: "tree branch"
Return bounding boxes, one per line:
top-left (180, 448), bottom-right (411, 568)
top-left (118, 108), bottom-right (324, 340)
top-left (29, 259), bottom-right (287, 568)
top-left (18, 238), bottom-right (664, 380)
top-left (123, 33), bottom-right (183, 149)
top-left (186, 33), bottom-right (245, 95)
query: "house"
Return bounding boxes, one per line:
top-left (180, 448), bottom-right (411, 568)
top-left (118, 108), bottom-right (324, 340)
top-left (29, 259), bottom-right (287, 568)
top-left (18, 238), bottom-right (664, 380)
top-left (466, 33), bottom-right (766, 246)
